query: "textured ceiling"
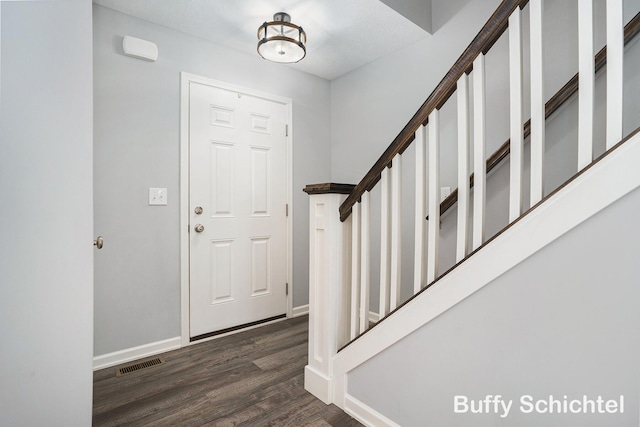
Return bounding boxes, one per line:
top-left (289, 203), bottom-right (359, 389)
top-left (93, 0), bottom-right (432, 80)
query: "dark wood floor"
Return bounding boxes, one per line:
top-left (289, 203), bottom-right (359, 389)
top-left (93, 316), bottom-right (363, 427)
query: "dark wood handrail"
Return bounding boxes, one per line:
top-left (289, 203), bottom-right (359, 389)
top-left (435, 11), bottom-right (640, 217)
top-left (335, 7), bottom-right (640, 352)
top-left (339, 0), bottom-right (530, 222)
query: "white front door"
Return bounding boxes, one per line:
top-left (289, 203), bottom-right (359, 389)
top-left (188, 80), bottom-right (289, 339)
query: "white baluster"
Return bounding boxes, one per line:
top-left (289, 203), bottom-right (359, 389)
top-left (350, 202), bottom-right (361, 340)
top-left (359, 191), bottom-right (371, 332)
top-left (456, 75), bottom-right (470, 263)
top-left (530, 0), bottom-right (545, 206)
top-left (578, 0), bottom-right (594, 170)
top-left (606, 0), bottom-right (623, 150)
top-left (379, 167), bottom-right (391, 318)
top-left (473, 55), bottom-right (486, 251)
top-left (414, 125), bottom-right (427, 293)
top-left (390, 153), bottom-right (402, 310)
top-left (509, 7), bottom-right (524, 221)
top-left (427, 111), bottom-right (440, 284)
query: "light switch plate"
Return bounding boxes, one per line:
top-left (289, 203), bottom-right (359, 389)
top-left (149, 188), bottom-right (167, 205)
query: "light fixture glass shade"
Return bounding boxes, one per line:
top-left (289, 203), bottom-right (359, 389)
top-left (257, 13), bottom-right (306, 63)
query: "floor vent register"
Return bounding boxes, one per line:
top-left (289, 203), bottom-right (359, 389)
top-left (116, 356), bottom-right (165, 377)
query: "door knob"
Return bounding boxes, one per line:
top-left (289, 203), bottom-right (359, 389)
top-left (194, 224), bottom-right (205, 233)
top-left (194, 206), bottom-right (203, 215)
top-left (94, 236), bottom-right (104, 249)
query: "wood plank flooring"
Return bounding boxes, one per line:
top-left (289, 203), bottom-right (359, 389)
top-left (93, 316), bottom-right (363, 427)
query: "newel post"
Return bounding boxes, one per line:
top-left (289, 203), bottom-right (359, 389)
top-left (303, 183), bottom-right (355, 407)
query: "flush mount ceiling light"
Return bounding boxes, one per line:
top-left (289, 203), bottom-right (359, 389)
top-left (257, 12), bottom-right (306, 63)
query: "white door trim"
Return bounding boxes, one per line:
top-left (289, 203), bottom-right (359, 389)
top-left (179, 72), bottom-right (294, 347)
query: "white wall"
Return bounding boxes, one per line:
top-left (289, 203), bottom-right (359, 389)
top-left (93, 5), bottom-right (331, 356)
top-left (348, 185), bottom-right (640, 426)
top-left (0, 0), bottom-right (94, 425)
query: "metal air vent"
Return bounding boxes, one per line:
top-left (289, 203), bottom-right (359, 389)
top-left (115, 356), bottom-right (165, 377)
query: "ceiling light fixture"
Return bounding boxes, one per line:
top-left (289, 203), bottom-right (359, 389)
top-left (257, 12), bottom-right (306, 63)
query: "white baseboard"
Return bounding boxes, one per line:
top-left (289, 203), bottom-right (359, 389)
top-left (368, 311), bottom-right (380, 323)
top-left (292, 304), bottom-right (309, 317)
top-left (345, 394), bottom-right (400, 427)
top-left (304, 365), bottom-right (332, 404)
top-left (93, 336), bottom-right (181, 371)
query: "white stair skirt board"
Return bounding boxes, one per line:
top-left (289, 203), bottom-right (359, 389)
top-left (93, 336), bottom-right (181, 371)
top-left (304, 365), bottom-right (333, 405)
top-left (333, 132), bottom-right (640, 377)
top-left (304, 367), bottom-right (347, 407)
top-left (345, 394), bottom-right (401, 427)
top-left (292, 304), bottom-right (309, 317)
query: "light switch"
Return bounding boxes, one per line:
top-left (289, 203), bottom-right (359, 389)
top-left (149, 188), bottom-right (167, 205)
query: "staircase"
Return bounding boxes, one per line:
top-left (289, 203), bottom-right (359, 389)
top-left (304, 1), bottom-right (640, 425)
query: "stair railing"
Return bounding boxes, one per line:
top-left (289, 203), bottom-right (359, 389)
top-left (303, 0), bottom-right (634, 405)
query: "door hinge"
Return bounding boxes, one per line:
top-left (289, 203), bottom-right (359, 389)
top-left (286, 283), bottom-right (289, 296)
top-left (286, 204), bottom-right (289, 217)
top-left (188, 224), bottom-right (190, 233)
top-left (286, 124), bottom-right (289, 137)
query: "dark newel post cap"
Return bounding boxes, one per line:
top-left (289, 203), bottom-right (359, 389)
top-left (303, 183), bottom-right (356, 195)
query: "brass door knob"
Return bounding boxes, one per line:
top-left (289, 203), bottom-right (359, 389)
top-left (94, 236), bottom-right (104, 249)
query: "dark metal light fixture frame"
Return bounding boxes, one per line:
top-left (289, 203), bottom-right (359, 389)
top-left (257, 12), bottom-right (307, 63)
